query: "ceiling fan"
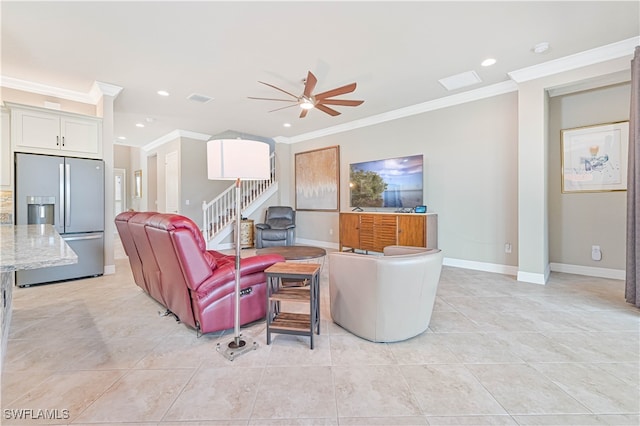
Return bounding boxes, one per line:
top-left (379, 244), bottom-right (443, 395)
top-left (249, 71), bottom-right (364, 118)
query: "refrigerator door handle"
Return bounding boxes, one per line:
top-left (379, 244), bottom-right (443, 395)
top-left (63, 234), bottom-right (103, 242)
top-left (65, 163), bottom-right (71, 227)
top-left (59, 163), bottom-right (65, 225)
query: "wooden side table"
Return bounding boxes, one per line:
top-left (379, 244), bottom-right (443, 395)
top-left (239, 219), bottom-right (254, 248)
top-left (265, 262), bottom-right (321, 349)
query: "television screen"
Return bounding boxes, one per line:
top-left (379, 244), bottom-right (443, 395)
top-left (349, 154), bottom-right (423, 208)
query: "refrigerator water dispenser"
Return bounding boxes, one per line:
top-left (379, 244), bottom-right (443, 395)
top-left (26, 196), bottom-right (55, 225)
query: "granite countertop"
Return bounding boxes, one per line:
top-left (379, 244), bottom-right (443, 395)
top-left (0, 224), bottom-right (78, 272)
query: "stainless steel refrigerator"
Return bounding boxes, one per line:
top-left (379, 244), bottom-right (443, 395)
top-left (15, 153), bottom-right (105, 286)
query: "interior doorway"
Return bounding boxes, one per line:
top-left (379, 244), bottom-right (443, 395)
top-left (113, 168), bottom-right (126, 218)
top-left (147, 154), bottom-right (158, 211)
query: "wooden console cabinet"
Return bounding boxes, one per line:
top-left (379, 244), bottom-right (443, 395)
top-left (339, 212), bottom-right (437, 252)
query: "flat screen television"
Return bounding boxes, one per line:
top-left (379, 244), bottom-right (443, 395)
top-left (349, 154), bottom-right (423, 208)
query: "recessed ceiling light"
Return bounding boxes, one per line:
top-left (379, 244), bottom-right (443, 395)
top-left (157, 90), bottom-right (170, 96)
top-left (117, 136), bottom-right (126, 140)
top-left (145, 117), bottom-right (156, 123)
top-left (135, 123), bottom-right (145, 128)
top-left (481, 58), bottom-right (497, 67)
top-left (283, 123), bottom-right (292, 128)
top-left (533, 42), bottom-right (550, 54)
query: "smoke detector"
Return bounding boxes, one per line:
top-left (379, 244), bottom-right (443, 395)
top-left (533, 42), bottom-right (550, 54)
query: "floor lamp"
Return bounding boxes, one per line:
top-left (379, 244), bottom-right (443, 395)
top-left (207, 138), bottom-right (270, 360)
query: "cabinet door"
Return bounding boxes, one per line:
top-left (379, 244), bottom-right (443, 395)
top-left (359, 214), bottom-right (375, 251)
top-left (13, 109), bottom-right (60, 150)
top-left (61, 117), bottom-right (100, 155)
top-left (373, 214), bottom-right (397, 252)
top-left (339, 213), bottom-right (360, 250)
top-left (1, 110), bottom-right (11, 187)
top-left (398, 215), bottom-right (425, 247)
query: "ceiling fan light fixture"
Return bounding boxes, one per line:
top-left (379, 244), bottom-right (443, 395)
top-left (300, 99), bottom-right (315, 110)
top-left (250, 71), bottom-right (362, 118)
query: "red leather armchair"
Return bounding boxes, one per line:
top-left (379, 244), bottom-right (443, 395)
top-left (115, 212), bottom-right (284, 334)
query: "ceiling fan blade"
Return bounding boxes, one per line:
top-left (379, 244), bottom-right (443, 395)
top-left (303, 71), bottom-right (317, 98)
top-left (317, 99), bottom-right (364, 107)
top-left (314, 82), bottom-right (357, 100)
top-left (269, 104), bottom-right (299, 113)
top-left (258, 81), bottom-right (299, 99)
top-left (299, 108), bottom-right (309, 118)
top-left (315, 103), bottom-right (341, 116)
top-left (248, 96), bottom-right (298, 102)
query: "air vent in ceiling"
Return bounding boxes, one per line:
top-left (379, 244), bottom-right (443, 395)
top-left (187, 93), bottom-right (213, 104)
top-left (438, 70), bottom-right (482, 91)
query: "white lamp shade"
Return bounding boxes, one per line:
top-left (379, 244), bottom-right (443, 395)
top-left (207, 139), bottom-right (270, 180)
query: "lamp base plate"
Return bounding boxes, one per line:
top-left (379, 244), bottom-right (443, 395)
top-left (216, 338), bottom-right (259, 361)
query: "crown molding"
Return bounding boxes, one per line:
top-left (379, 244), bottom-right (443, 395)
top-left (91, 81), bottom-right (124, 99)
top-left (1, 75), bottom-right (96, 104)
top-left (1, 75), bottom-right (123, 105)
top-left (508, 36), bottom-right (640, 83)
top-left (142, 129), bottom-right (210, 152)
top-left (284, 80), bottom-right (518, 144)
top-left (547, 69), bottom-right (631, 97)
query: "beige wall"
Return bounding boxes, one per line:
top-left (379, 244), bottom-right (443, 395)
top-left (114, 144), bottom-right (130, 168)
top-left (180, 137), bottom-right (230, 227)
top-left (287, 93), bottom-right (520, 266)
top-left (548, 83), bottom-right (630, 270)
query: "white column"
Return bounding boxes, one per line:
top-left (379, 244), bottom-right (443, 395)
top-left (517, 81), bottom-right (550, 284)
top-left (95, 82), bottom-right (123, 275)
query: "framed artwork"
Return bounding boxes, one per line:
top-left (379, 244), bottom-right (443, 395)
top-left (561, 121), bottom-right (629, 193)
top-left (134, 170), bottom-right (142, 198)
top-left (295, 145), bottom-right (340, 211)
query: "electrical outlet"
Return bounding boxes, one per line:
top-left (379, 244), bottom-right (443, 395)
top-left (591, 245), bottom-right (602, 261)
top-left (185, 199), bottom-right (190, 206)
top-left (504, 243), bottom-right (512, 254)
top-left (329, 228), bottom-right (334, 235)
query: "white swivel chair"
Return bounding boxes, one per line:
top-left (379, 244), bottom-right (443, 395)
top-left (329, 246), bottom-right (443, 342)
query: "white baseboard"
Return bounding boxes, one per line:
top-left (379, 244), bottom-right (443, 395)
top-left (550, 262), bottom-right (626, 280)
top-left (294, 238), bottom-right (340, 250)
top-left (104, 264), bottom-right (116, 275)
top-left (443, 257), bottom-right (518, 276)
top-left (516, 271), bottom-right (547, 285)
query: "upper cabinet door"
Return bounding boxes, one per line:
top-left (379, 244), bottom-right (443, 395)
top-left (60, 116), bottom-right (100, 156)
top-left (1, 109), bottom-right (11, 188)
top-left (13, 108), bottom-right (60, 150)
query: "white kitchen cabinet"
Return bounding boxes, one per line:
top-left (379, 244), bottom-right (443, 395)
top-left (7, 102), bottom-right (102, 159)
top-left (1, 109), bottom-right (10, 187)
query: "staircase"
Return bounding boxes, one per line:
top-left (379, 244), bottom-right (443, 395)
top-left (202, 153), bottom-right (277, 249)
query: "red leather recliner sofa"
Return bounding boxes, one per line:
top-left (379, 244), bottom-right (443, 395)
top-left (115, 211), bottom-right (284, 334)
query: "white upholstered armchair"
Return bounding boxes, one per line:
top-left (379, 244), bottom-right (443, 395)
top-left (329, 246), bottom-right (443, 342)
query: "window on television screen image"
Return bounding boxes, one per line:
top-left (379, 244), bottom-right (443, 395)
top-left (349, 154), bottom-right (423, 208)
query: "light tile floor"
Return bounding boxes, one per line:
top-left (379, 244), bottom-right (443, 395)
top-left (1, 245), bottom-right (639, 425)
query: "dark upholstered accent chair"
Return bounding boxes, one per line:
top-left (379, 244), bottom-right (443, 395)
top-left (255, 206), bottom-right (296, 248)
